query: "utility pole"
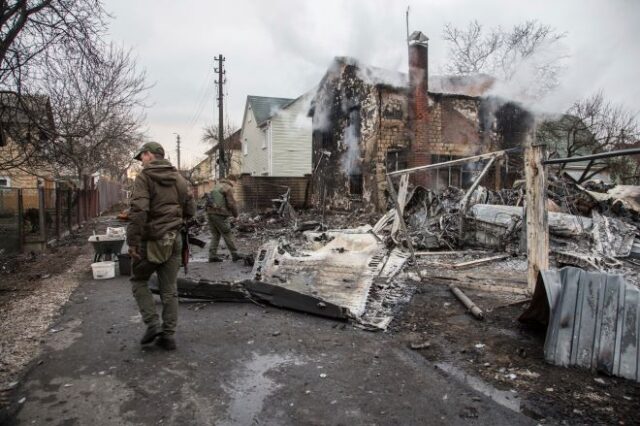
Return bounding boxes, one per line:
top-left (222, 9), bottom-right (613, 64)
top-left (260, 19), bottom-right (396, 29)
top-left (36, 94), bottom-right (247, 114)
top-left (215, 54), bottom-right (226, 178)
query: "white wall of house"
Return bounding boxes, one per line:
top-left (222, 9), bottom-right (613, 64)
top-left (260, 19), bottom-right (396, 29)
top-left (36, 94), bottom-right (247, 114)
top-left (241, 104), bottom-right (270, 175)
top-left (269, 96), bottom-right (312, 177)
top-left (240, 95), bottom-right (312, 177)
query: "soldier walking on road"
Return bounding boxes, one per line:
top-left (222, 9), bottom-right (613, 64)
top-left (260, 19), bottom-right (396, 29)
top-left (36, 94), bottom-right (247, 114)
top-left (126, 142), bottom-right (195, 350)
top-left (206, 176), bottom-right (240, 262)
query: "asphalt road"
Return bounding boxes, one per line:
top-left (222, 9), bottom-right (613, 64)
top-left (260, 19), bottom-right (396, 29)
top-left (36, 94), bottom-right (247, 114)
top-left (9, 259), bottom-right (534, 425)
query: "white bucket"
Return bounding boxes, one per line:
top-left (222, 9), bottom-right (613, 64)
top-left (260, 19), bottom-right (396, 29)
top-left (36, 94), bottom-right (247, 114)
top-left (91, 261), bottom-right (116, 280)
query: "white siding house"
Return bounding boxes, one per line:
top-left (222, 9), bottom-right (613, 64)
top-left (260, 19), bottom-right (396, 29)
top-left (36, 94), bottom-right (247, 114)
top-left (240, 95), bottom-right (312, 177)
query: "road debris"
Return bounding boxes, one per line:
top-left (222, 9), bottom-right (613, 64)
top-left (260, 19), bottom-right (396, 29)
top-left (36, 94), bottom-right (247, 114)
top-left (449, 285), bottom-right (484, 320)
top-left (410, 341), bottom-right (431, 350)
top-left (451, 254), bottom-right (511, 269)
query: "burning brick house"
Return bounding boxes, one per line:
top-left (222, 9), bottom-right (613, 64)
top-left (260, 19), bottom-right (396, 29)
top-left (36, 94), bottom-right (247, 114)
top-left (309, 31), bottom-right (529, 211)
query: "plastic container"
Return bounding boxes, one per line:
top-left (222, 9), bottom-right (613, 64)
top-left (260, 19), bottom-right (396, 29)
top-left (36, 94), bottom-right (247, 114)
top-left (118, 254), bottom-right (132, 276)
top-left (106, 227), bottom-right (126, 238)
top-left (91, 261), bottom-right (116, 280)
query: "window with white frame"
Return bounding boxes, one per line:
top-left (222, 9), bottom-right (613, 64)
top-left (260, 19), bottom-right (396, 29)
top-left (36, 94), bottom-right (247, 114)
top-left (0, 176), bottom-right (10, 187)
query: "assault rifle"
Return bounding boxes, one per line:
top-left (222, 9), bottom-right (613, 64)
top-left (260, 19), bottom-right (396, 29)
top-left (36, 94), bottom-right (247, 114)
top-left (181, 219), bottom-right (206, 274)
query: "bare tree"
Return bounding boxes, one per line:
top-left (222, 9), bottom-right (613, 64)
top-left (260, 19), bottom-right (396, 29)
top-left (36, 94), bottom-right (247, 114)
top-left (539, 91), bottom-right (639, 183)
top-left (0, 1), bottom-right (108, 172)
top-left (201, 122), bottom-right (239, 177)
top-left (41, 43), bottom-right (149, 186)
top-left (0, 91), bottom-right (55, 171)
top-left (442, 20), bottom-right (567, 98)
top-left (0, 0), bottom-right (106, 92)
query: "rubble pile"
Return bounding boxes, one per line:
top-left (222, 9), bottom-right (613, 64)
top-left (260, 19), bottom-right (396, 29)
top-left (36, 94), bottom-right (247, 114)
top-left (401, 185), bottom-right (524, 250)
top-left (396, 178), bottom-right (640, 275)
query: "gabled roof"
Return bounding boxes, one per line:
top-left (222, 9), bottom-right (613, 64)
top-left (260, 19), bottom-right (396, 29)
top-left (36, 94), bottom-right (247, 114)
top-left (430, 74), bottom-right (495, 98)
top-left (247, 95), bottom-right (294, 125)
top-left (328, 56), bottom-right (495, 98)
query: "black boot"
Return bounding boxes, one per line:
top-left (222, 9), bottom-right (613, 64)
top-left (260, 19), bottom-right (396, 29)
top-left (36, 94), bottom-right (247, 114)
top-left (208, 255), bottom-right (223, 262)
top-left (156, 334), bottom-right (177, 350)
top-left (140, 325), bottom-right (162, 345)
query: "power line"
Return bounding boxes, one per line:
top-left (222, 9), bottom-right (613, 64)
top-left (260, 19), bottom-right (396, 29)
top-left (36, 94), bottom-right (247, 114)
top-left (188, 68), bottom-right (214, 129)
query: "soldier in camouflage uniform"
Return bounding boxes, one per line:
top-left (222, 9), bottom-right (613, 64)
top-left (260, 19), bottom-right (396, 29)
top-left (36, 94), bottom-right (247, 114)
top-left (127, 142), bottom-right (195, 350)
top-left (206, 177), bottom-right (240, 262)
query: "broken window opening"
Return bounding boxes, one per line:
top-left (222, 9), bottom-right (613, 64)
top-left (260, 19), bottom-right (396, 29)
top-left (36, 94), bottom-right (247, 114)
top-left (432, 154), bottom-right (461, 191)
top-left (386, 149), bottom-right (408, 173)
top-left (432, 154), bottom-right (494, 190)
top-left (349, 174), bottom-right (363, 197)
top-left (321, 131), bottom-right (334, 150)
top-left (430, 154), bottom-right (490, 190)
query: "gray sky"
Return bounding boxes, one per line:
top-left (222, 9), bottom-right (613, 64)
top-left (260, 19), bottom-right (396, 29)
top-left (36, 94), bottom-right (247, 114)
top-left (105, 0), bottom-right (640, 167)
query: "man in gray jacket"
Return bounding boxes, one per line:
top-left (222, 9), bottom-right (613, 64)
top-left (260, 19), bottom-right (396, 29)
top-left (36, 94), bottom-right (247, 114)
top-left (127, 142), bottom-right (195, 350)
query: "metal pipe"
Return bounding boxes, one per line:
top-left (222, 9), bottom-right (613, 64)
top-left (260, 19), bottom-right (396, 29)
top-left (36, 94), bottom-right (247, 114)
top-left (385, 174), bottom-right (418, 266)
top-left (449, 284), bottom-right (484, 320)
top-left (458, 156), bottom-right (497, 239)
top-left (542, 147), bottom-right (640, 165)
top-left (387, 147), bottom-right (520, 177)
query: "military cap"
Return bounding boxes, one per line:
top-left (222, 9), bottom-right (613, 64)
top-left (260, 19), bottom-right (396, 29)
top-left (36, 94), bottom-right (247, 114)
top-left (134, 142), bottom-right (165, 160)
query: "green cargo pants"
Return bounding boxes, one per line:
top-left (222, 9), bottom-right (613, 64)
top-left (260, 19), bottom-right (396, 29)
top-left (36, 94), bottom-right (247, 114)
top-left (207, 213), bottom-right (237, 257)
top-left (130, 237), bottom-right (182, 336)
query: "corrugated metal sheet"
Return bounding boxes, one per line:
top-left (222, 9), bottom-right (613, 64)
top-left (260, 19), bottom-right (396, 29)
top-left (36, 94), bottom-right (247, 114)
top-left (523, 267), bottom-right (640, 382)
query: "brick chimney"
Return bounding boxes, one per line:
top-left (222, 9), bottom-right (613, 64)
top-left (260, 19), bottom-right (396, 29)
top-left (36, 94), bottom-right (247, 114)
top-left (407, 31), bottom-right (430, 180)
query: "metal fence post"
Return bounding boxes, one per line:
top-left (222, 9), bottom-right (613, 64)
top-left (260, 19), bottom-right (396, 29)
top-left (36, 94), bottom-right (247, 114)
top-left (76, 189), bottom-right (81, 228)
top-left (55, 188), bottom-right (61, 238)
top-left (38, 187), bottom-right (46, 242)
top-left (67, 190), bottom-right (72, 232)
top-left (18, 189), bottom-right (24, 252)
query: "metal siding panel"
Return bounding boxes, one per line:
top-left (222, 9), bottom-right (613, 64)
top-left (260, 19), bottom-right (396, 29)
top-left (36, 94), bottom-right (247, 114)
top-left (543, 269), bottom-right (562, 309)
top-left (570, 270), bottom-right (586, 366)
top-left (575, 271), bottom-right (599, 369)
top-left (535, 267), bottom-right (640, 382)
top-left (613, 277), bottom-right (626, 376)
top-left (636, 298), bottom-right (640, 381)
top-left (555, 277), bottom-right (579, 366)
top-left (543, 270), bottom-right (563, 363)
top-left (619, 285), bottom-right (639, 380)
top-left (590, 276), bottom-right (607, 372)
top-left (597, 277), bottom-right (620, 374)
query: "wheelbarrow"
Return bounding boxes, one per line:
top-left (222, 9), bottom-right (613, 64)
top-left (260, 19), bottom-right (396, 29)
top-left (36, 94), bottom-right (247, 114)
top-left (88, 234), bottom-right (126, 262)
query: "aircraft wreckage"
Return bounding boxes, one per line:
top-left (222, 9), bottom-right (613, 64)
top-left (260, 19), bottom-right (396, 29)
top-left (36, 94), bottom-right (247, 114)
top-left (152, 226), bottom-right (410, 330)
